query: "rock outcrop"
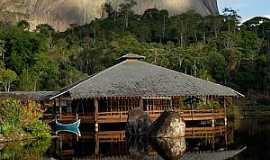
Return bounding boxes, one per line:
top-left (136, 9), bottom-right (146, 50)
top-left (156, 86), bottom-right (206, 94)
top-left (149, 111), bottom-right (185, 138)
top-left (126, 108), bottom-right (151, 136)
top-left (0, 0), bottom-right (219, 31)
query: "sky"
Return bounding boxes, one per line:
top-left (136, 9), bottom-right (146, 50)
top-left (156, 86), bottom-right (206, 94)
top-left (218, 0), bottom-right (270, 22)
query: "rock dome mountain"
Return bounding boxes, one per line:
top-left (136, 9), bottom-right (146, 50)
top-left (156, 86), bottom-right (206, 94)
top-left (0, 0), bottom-right (219, 31)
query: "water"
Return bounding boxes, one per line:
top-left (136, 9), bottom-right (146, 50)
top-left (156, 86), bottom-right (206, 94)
top-left (1, 107), bottom-right (270, 160)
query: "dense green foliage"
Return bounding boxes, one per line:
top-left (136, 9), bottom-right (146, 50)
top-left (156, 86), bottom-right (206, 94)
top-left (0, 99), bottom-right (51, 139)
top-left (0, 3), bottom-right (270, 94)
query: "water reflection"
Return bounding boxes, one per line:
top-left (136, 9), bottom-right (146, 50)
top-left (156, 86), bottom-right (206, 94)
top-left (0, 138), bottom-right (51, 160)
top-left (128, 136), bottom-right (151, 159)
top-left (151, 137), bottom-right (186, 160)
top-left (43, 129), bottom-right (243, 160)
top-left (0, 128), bottom-right (247, 160)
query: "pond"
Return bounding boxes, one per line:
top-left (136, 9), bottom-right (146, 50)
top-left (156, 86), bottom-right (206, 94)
top-left (1, 106), bottom-right (270, 160)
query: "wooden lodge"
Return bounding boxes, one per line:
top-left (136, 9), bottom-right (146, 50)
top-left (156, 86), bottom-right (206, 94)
top-left (0, 53), bottom-right (243, 132)
top-left (45, 53), bottom-right (242, 131)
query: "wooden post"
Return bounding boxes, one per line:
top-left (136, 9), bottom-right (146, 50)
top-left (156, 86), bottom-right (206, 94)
top-left (139, 97), bottom-right (143, 110)
top-left (94, 98), bottom-right (99, 132)
top-left (53, 99), bottom-right (56, 119)
top-left (59, 97), bottom-right (62, 120)
top-left (211, 119), bottom-right (215, 128)
top-left (170, 97), bottom-right (173, 111)
top-left (95, 134), bottom-right (99, 157)
top-left (224, 97), bottom-right (227, 126)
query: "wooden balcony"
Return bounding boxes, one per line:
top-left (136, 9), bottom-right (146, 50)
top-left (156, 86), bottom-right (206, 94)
top-left (45, 109), bottom-right (225, 124)
top-left (97, 109), bottom-right (225, 124)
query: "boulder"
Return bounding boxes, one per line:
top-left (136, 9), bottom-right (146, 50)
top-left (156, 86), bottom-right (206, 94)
top-left (149, 111), bottom-right (185, 138)
top-left (126, 108), bottom-right (152, 136)
top-left (151, 137), bottom-right (186, 160)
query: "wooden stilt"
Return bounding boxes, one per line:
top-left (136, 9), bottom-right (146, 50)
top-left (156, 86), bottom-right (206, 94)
top-left (139, 97), bottom-right (143, 110)
top-left (170, 97), bottom-right (173, 110)
top-left (94, 98), bottom-right (99, 132)
top-left (53, 99), bottom-right (56, 118)
top-left (224, 97), bottom-right (228, 126)
top-left (211, 119), bottom-right (215, 128)
top-left (59, 97), bottom-right (62, 120)
top-left (95, 134), bottom-right (99, 157)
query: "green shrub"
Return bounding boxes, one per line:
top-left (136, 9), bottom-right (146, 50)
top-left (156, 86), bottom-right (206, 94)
top-left (1, 122), bottom-right (13, 136)
top-left (0, 99), bottom-right (22, 127)
top-left (24, 121), bottom-right (51, 138)
top-left (0, 98), bottom-right (51, 139)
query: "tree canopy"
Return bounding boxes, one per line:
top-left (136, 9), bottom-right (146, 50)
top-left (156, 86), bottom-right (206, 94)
top-left (0, 5), bottom-right (269, 95)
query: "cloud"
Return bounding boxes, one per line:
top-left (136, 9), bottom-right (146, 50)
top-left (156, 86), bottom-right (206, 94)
top-left (263, 15), bottom-right (270, 19)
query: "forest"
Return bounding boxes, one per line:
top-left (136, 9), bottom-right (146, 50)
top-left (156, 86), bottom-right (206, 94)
top-left (0, 2), bottom-right (269, 98)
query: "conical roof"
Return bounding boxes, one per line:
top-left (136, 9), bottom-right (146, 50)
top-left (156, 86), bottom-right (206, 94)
top-left (51, 54), bottom-right (243, 99)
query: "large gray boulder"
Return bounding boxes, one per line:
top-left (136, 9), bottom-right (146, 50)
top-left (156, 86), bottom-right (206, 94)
top-left (126, 108), bottom-right (152, 136)
top-left (151, 137), bottom-right (186, 160)
top-left (149, 111), bottom-right (185, 138)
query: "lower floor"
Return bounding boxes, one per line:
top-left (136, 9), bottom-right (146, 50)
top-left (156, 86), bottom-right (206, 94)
top-left (43, 96), bottom-right (229, 131)
top-left (44, 109), bottom-right (226, 124)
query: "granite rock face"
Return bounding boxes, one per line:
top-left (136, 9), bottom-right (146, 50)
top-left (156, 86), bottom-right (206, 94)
top-left (149, 111), bottom-right (185, 138)
top-left (0, 0), bottom-right (219, 31)
top-left (126, 108), bottom-right (151, 136)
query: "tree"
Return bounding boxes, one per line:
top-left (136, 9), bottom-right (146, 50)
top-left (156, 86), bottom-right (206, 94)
top-left (222, 8), bottom-right (241, 32)
top-left (35, 24), bottom-right (55, 36)
top-left (119, 0), bottom-right (137, 30)
top-left (18, 68), bottom-right (39, 91)
top-left (0, 40), bottom-right (5, 62)
top-left (103, 2), bottom-right (115, 18)
top-left (0, 68), bottom-right (17, 92)
top-left (35, 24), bottom-right (55, 48)
top-left (17, 20), bottom-right (30, 31)
top-left (6, 31), bottom-right (48, 73)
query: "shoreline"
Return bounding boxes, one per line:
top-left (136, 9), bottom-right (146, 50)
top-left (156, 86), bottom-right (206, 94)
top-left (0, 135), bottom-right (37, 144)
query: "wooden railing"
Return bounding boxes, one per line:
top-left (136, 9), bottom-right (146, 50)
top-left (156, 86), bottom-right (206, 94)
top-left (97, 111), bottom-right (128, 123)
top-left (185, 126), bottom-right (226, 138)
top-left (45, 109), bottom-right (225, 123)
top-left (97, 131), bottom-right (126, 142)
top-left (181, 109), bottom-right (225, 121)
top-left (43, 113), bottom-right (95, 123)
top-left (58, 126), bottom-right (226, 142)
top-left (97, 109), bottom-right (225, 123)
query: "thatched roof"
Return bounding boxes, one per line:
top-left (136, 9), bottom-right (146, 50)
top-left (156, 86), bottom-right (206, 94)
top-left (51, 54), bottom-right (243, 100)
top-left (0, 91), bottom-right (57, 101)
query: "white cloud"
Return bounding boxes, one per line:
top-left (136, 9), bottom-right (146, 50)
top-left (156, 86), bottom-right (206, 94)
top-left (263, 15), bottom-right (270, 19)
